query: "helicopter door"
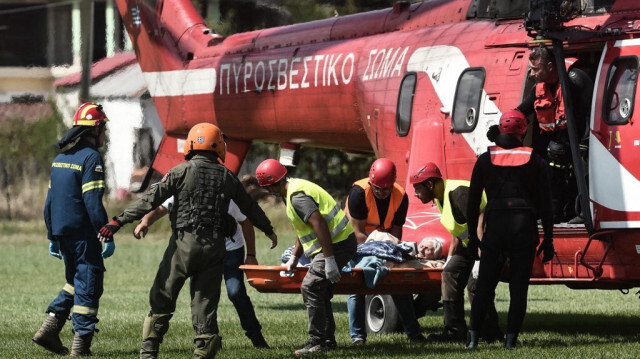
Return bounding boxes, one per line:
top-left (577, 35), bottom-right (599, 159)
top-left (590, 39), bottom-right (640, 229)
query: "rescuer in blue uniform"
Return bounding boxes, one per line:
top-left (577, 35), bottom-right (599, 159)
top-left (34, 102), bottom-right (115, 357)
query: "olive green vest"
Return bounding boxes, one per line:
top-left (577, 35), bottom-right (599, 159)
top-left (286, 178), bottom-right (353, 257)
top-left (174, 159), bottom-right (229, 239)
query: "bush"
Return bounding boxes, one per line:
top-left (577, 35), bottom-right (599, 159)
top-left (0, 108), bottom-right (65, 219)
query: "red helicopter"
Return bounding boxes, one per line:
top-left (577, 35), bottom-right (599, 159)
top-left (114, 0), bottom-right (640, 332)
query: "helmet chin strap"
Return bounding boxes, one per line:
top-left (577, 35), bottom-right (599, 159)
top-left (88, 124), bottom-right (105, 146)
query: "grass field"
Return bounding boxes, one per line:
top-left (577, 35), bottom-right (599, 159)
top-left (1, 212), bottom-right (639, 359)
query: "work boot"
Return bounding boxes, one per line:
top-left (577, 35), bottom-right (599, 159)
top-left (140, 312), bottom-right (172, 359)
top-left (32, 312), bottom-right (69, 355)
top-left (505, 332), bottom-right (518, 349)
top-left (324, 338), bottom-right (337, 350)
top-left (140, 338), bottom-right (160, 359)
top-left (351, 337), bottom-right (366, 346)
top-left (250, 333), bottom-right (270, 349)
top-left (465, 330), bottom-right (479, 349)
top-left (194, 333), bottom-right (222, 359)
top-left (481, 325), bottom-right (504, 344)
top-left (70, 332), bottom-right (93, 357)
top-left (568, 215), bottom-right (585, 225)
top-left (294, 338), bottom-right (330, 356)
top-left (408, 333), bottom-right (428, 343)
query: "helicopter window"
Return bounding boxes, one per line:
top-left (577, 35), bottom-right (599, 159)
top-left (396, 72), bottom-right (416, 136)
top-left (604, 56), bottom-right (638, 126)
top-left (452, 68), bottom-right (485, 133)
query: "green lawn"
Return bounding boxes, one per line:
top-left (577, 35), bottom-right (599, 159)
top-left (1, 217), bottom-right (639, 358)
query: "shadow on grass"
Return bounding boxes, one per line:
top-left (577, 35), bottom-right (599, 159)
top-left (263, 301), bottom-right (349, 313)
top-left (337, 340), bottom-right (467, 356)
top-left (522, 312), bottom-right (640, 340)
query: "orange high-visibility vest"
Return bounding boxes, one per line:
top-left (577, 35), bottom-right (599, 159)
top-left (489, 146), bottom-right (533, 166)
top-left (534, 82), bottom-right (566, 132)
top-left (345, 178), bottom-right (405, 234)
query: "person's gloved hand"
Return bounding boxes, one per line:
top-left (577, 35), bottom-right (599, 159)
top-left (467, 239), bottom-right (480, 261)
top-left (98, 219), bottom-right (122, 241)
top-left (325, 256), bottom-right (341, 284)
top-left (471, 260), bottom-right (480, 279)
top-left (102, 240), bottom-right (116, 259)
top-left (443, 256), bottom-right (452, 270)
top-left (537, 239), bottom-right (554, 263)
top-left (49, 240), bottom-right (62, 260)
top-left (285, 255), bottom-right (299, 271)
top-left (267, 232), bottom-right (278, 249)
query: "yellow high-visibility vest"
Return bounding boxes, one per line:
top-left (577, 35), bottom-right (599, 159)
top-left (286, 178), bottom-right (353, 257)
top-left (435, 180), bottom-right (486, 246)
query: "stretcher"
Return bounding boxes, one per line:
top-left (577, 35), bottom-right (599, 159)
top-left (240, 265), bottom-right (443, 295)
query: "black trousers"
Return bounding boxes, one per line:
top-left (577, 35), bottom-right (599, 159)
top-left (469, 209), bottom-right (538, 334)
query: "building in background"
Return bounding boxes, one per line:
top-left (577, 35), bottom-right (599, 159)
top-left (0, 0), bottom-right (127, 103)
top-left (0, 1), bottom-right (163, 200)
top-left (0, 0), bottom-right (269, 200)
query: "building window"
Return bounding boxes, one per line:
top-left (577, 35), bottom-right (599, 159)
top-left (452, 68), bottom-right (485, 133)
top-left (604, 56), bottom-right (638, 125)
top-left (396, 72), bottom-right (416, 136)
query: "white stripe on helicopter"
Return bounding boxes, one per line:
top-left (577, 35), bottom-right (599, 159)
top-left (589, 41), bottom-right (640, 218)
top-left (407, 45), bottom-right (499, 156)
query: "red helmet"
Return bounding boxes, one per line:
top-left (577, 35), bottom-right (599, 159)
top-left (256, 159), bottom-right (287, 187)
top-left (499, 110), bottom-right (527, 136)
top-left (73, 102), bottom-right (108, 127)
top-left (410, 162), bottom-right (442, 184)
top-left (369, 158), bottom-right (396, 189)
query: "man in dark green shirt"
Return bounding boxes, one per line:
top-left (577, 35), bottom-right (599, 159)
top-left (99, 123), bottom-right (277, 359)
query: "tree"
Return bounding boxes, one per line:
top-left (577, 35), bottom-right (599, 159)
top-left (198, 0), bottom-right (398, 35)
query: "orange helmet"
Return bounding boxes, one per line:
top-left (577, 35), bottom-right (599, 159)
top-left (410, 162), bottom-right (442, 184)
top-left (73, 103), bottom-right (108, 127)
top-left (369, 158), bottom-right (396, 189)
top-left (499, 110), bottom-right (527, 136)
top-left (184, 123), bottom-right (226, 161)
top-left (256, 159), bottom-right (287, 187)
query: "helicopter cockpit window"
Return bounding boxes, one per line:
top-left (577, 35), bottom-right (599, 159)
top-left (396, 72), bottom-right (416, 137)
top-left (452, 68), bottom-right (485, 133)
top-left (604, 56), bottom-right (638, 125)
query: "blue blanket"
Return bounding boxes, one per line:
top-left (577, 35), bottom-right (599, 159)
top-left (355, 241), bottom-right (414, 263)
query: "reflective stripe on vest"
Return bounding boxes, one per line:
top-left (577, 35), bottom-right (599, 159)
top-left (344, 178), bottom-right (405, 234)
top-left (489, 146), bottom-right (533, 166)
top-left (534, 81), bottom-right (567, 132)
top-left (286, 178), bottom-right (354, 257)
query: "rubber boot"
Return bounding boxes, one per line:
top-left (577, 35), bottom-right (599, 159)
top-left (194, 333), bottom-right (222, 359)
top-left (465, 330), bottom-right (479, 349)
top-left (140, 338), bottom-right (160, 359)
top-left (70, 332), bottom-right (93, 357)
top-left (32, 312), bottom-right (69, 355)
top-left (505, 332), bottom-right (518, 349)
